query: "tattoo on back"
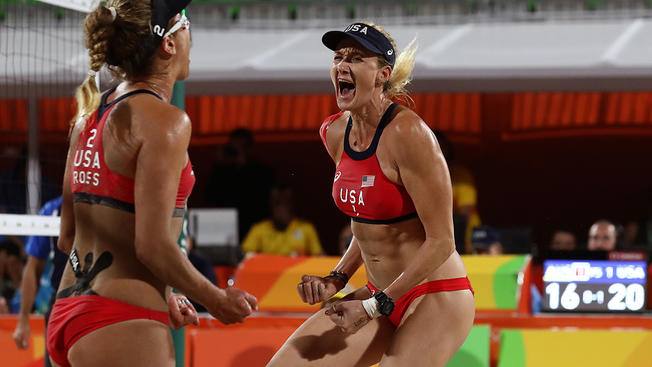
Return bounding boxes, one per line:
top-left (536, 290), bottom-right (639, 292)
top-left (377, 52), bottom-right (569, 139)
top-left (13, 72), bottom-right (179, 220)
top-left (57, 249), bottom-right (113, 299)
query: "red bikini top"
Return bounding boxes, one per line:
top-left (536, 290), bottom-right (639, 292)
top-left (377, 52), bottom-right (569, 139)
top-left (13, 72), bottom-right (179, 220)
top-left (71, 87), bottom-right (195, 217)
top-left (320, 103), bottom-right (417, 224)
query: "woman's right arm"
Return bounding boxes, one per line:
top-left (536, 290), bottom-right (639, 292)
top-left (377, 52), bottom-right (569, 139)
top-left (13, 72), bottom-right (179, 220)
top-left (297, 113), bottom-right (354, 304)
top-left (298, 234), bottom-right (363, 304)
top-left (133, 104), bottom-right (256, 324)
top-left (333, 235), bottom-right (363, 279)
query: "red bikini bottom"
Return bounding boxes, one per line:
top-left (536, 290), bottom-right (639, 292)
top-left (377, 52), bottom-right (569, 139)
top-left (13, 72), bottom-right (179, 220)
top-left (46, 295), bottom-right (169, 367)
top-left (366, 277), bottom-right (474, 326)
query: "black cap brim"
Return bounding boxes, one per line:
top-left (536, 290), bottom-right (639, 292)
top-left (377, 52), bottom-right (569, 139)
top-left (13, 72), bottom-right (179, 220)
top-left (322, 31), bottom-right (386, 58)
top-left (151, 0), bottom-right (192, 41)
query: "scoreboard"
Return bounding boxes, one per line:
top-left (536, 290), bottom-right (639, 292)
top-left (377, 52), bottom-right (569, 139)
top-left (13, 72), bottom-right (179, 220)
top-left (543, 260), bottom-right (647, 312)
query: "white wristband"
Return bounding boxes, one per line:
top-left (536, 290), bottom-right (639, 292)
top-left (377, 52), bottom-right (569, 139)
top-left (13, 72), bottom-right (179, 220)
top-left (362, 297), bottom-right (380, 319)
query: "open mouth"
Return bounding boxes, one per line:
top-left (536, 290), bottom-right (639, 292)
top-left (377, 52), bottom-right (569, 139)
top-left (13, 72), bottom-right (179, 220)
top-left (338, 80), bottom-right (355, 99)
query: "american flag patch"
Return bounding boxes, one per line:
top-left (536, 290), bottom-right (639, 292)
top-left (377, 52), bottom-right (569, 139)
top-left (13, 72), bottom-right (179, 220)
top-left (361, 175), bottom-right (375, 188)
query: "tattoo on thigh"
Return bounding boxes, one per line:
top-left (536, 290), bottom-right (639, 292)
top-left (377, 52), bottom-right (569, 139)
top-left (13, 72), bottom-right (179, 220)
top-left (56, 249), bottom-right (113, 299)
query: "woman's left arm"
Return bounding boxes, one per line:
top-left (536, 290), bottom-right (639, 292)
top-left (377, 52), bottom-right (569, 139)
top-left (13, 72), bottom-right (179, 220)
top-left (383, 113), bottom-right (455, 301)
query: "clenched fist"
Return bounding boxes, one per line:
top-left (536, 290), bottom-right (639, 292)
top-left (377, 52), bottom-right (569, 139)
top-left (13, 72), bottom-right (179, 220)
top-left (207, 287), bottom-right (258, 325)
top-left (168, 293), bottom-right (200, 329)
top-left (325, 300), bottom-right (371, 334)
top-left (297, 274), bottom-right (346, 305)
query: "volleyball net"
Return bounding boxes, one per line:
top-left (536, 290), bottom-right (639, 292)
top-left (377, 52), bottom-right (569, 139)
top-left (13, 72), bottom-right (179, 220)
top-left (0, 0), bottom-right (95, 221)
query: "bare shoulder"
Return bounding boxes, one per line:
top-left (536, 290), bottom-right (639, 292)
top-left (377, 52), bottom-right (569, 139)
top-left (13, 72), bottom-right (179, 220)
top-left (384, 106), bottom-right (435, 149)
top-left (382, 106), bottom-right (450, 194)
top-left (130, 95), bottom-right (191, 142)
top-left (325, 111), bottom-right (349, 140)
top-left (321, 111), bottom-right (349, 161)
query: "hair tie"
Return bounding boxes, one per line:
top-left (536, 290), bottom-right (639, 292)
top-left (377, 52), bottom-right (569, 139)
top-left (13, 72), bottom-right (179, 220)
top-left (108, 6), bottom-right (117, 22)
top-left (88, 70), bottom-right (97, 78)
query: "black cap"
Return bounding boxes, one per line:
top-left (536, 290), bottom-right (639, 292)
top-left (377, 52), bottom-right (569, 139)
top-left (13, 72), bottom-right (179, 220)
top-left (322, 23), bottom-right (395, 68)
top-left (150, 0), bottom-right (191, 43)
top-left (471, 226), bottom-right (502, 248)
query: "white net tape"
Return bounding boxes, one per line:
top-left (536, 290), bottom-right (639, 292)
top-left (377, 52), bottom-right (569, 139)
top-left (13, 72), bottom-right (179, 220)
top-left (0, 213), bottom-right (60, 236)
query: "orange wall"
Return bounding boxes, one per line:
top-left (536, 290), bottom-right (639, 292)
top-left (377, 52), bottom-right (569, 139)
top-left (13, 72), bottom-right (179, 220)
top-left (3, 91), bottom-right (652, 252)
top-left (4, 91), bottom-right (652, 139)
top-left (3, 313), bottom-right (652, 367)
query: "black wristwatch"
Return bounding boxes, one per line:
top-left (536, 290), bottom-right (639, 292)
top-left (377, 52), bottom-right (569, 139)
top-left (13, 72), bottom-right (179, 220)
top-left (373, 291), bottom-right (395, 317)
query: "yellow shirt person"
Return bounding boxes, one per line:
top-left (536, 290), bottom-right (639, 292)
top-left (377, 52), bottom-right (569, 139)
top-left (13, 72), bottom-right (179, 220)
top-left (242, 218), bottom-right (324, 256)
top-left (451, 164), bottom-right (481, 252)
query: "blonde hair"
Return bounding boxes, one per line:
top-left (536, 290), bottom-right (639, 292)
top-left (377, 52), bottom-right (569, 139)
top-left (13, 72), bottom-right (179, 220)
top-left (362, 21), bottom-right (418, 105)
top-left (72, 0), bottom-right (157, 126)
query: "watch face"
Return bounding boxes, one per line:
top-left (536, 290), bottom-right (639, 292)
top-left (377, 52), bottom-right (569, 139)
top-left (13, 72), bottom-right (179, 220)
top-left (380, 301), bottom-right (394, 316)
top-left (374, 291), bottom-right (395, 316)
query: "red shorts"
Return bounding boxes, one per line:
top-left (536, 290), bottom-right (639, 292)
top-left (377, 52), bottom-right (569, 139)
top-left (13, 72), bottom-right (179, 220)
top-left (366, 277), bottom-right (474, 327)
top-left (46, 295), bottom-right (169, 367)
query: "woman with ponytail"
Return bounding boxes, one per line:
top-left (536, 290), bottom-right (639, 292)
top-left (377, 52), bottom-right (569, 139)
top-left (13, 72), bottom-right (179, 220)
top-left (268, 22), bottom-right (474, 367)
top-left (48, 0), bottom-right (257, 366)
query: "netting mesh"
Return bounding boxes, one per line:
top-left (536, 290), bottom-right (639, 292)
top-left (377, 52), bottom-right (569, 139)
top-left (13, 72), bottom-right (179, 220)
top-left (0, 0), bottom-right (87, 214)
top-left (1, 1), bottom-right (87, 99)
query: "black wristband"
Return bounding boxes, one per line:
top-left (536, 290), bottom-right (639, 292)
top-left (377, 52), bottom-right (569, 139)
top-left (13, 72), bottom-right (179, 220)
top-left (325, 270), bottom-right (349, 285)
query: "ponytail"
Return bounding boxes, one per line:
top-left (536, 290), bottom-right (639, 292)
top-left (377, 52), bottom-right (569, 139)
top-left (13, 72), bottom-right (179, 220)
top-left (385, 37), bottom-right (417, 104)
top-left (72, 71), bottom-right (101, 126)
top-left (71, 0), bottom-right (154, 126)
top-left (362, 21), bottom-right (418, 105)
top-left (71, 5), bottom-right (117, 125)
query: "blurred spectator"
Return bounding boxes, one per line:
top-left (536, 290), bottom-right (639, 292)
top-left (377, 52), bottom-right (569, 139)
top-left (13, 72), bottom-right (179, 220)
top-left (470, 225), bottom-right (503, 255)
top-left (549, 230), bottom-right (576, 251)
top-left (12, 196), bottom-right (66, 365)
top-left (0, 296), bottom-right (8, 314)
top-left (206, 129), bottom-right (275, 241)
top-left (0, 236), bottom-right (23, 303)
top-left (0, 147), bottom-right (28, 301)
top-left (433, 131), bottom-right (480, 254)
top-left (621, 220), bottom-right (648, 249)
top-left (186, 236), bottom-right (217, 313)
top-left (242, 184), bottom-right (323, 256)
top-left (587, 220), bottom-right (617, 251)
top-left (0, 146), bottom-right (59, 304)
top-left (532, 229), bottom-right (579, 313)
